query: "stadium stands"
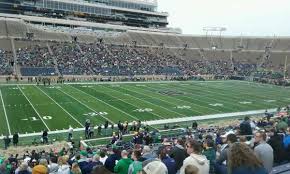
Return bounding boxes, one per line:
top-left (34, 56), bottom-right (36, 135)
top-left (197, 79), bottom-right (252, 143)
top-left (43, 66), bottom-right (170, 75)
top-left (0, 49), bottom-right (13, 75)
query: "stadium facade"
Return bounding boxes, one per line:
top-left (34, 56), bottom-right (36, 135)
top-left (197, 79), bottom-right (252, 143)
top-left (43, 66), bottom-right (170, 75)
top-left (0, 0), bottom-right (168, 28)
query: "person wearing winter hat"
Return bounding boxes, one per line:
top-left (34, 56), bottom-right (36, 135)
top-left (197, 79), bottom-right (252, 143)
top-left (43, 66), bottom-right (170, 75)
top-left (32, 165), bottom-right (47, 174)
top-left (142, 159), bottom-right (168, 174)
top-left (180, 139), bottom-right (209, 174)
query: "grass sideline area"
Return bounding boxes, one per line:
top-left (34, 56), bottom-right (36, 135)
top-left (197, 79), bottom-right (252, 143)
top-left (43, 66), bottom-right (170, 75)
top-left (0, 80), bottom-right (288, 136)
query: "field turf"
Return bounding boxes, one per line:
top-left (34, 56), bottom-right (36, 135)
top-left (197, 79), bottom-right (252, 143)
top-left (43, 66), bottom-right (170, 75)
top-left (0, 80), bottom-right (289, 135)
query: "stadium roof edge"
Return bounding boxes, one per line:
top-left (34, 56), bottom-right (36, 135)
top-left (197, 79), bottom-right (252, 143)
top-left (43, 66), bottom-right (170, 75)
top-left (0, 13), bottom-right (177, 34)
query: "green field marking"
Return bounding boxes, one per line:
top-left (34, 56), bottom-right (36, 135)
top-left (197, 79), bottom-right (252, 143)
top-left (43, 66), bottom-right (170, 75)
top-left (106, 85), bottom-right (182, 118)
top-left (2, 86), bottom-right (48, 133)
top-left (36, 85), bottom-right (84, 127)
top-left (56, 87), bottom-right (114, 124)
top-left (68, 85), bottom-right (139, 122)
top-left (21, 85), bottom-right (81, 130)
top-left (83, 85), bottom-right (159, 121)
top-left (0, 89), bottom-right (9, 135)
top-left (124, 85), bottom-right (202, 116)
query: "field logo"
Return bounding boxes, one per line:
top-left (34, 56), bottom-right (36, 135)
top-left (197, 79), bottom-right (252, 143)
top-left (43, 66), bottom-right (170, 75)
top-left (23, 116), bottom-right (53, 121)
top-left (239, 101), bottom-right (252, 104)
top-left (47, 86), bottom-right (61, 89)
top-left (175, 105), bottom-right (191, 109)
top-left (264, 100), bottom-right (276, 103)
top-left (83, 112), bottom-right (108, 117)
top-left (209, 103), bottom-right (223, 107)
top-left (134, 108), bottom-right (153, 112)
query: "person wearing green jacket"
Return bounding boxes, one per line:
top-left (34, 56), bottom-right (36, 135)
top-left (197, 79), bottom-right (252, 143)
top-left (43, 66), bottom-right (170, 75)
top-left (203, 139), bottom-right (216, 173)
top-left (128, 150), bottom-right (143, 174)
top-left (114, 150), bottom-right (132, 174)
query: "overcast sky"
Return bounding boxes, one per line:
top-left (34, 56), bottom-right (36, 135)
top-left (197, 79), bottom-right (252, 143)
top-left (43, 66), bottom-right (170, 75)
top-left (157, 0), bottom-right (290, 36)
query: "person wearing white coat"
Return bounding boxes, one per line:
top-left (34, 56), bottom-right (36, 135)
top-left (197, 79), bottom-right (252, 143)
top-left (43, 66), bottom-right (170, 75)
top-left (180, 139), bottom-right (209, 174)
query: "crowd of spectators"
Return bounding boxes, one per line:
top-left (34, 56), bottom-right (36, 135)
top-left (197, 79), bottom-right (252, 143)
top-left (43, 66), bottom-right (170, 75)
top-left (16, 45), bottom-right (55, 68)
top-left (0, 42), bottom-right (287, 78)
top-left (2, 107), bottom-right (290, 174)
top-left (0, 49), bottom-right (13, 75)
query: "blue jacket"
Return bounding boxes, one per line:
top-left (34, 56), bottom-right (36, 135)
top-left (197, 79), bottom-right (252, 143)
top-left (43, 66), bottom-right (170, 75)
top-left (82, 161), bottom-right (103, 174)
top-left (231, 167), bottom-right (267, 174)
top-left (283, 135), bottom-right (290, 149)
top-left (105, 153), bottom-right (121, 172)
top-left (162, 156), bottom-right (177, 174)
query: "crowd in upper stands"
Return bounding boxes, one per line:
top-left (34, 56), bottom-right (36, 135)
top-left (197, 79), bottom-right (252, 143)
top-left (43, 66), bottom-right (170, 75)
top-left (2, 107), bottom-right (290, 174)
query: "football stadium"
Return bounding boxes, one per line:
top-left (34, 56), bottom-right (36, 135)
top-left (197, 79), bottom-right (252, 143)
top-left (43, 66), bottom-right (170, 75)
top-left (0, 0), bottom-right (290, 174)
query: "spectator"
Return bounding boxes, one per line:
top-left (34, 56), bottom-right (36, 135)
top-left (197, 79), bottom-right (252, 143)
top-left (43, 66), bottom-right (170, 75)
top-left (99, 150), bottom-right (108, 165)
top-left (142, 160), bottom-right (168, 174)
top-left (276, 117), bottom-right (288, 132)
top-left (228, 143), bottom-right (267, 174)
top-left (142, 146), bottom-right (155, 160)
top-left (57, 156), bottom-right (70, 174)
top-left (48, 156), bottom-right (58, 174)
top-left (32, 164), bottom-right (47, 174)
top-left (158, 146), bottom-right (177, 174)
top-left (13, 133), bottom-right (19, 146)
top-left (185, 165), bottom-right (199, 174)
top-left (215, 133), bottom-right (237, 174)
top-left (180, 139), bottom-right (209, 174)
top-left (114, 150), bottom-right (132, 174)
top-left (128, 150), bottom-right (143, 174)
top-left (268, 130), bottom-right (287, 164)
top-left (239, 117), bottom-right (252, 136)
top-left (254, 131), bottom-right (274, 173)
top-left (78, 151), bottom-right (89, 173)
top-left (91, 165), bottom-right (112, 174)
top-left (283, 127), bottom-right (290, 149)
top-left (104, 147), bottom-right (121, 172)
top-left (15, 162), bottom-right (32, 174)
top-left (71, 162), bottom-right (82, 174)
top-left (169, 138), bottom-right (187, 171)
top-left (83, 154), bottom-right (102, 174)
top-left (202, 139), bottom-right (216, 173)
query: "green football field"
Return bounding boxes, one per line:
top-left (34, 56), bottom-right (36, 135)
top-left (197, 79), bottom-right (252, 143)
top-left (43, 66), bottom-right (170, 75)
top-left (0, 80), bottom-right (289, 136)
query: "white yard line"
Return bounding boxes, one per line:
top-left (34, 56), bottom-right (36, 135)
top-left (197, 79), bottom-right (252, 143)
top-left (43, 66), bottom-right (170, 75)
top-left (99, 85), bottom-right (166, 120)
top-left (35, 85), bottom-right (84, 127)
top-left (17, 85), bottom-right (51, 131)
top-left (69, 85), bottom-right (140, 121)
top-left (0, 89), bottom-right (11, 135)
top-left (57, 88), bottom-right (115, 124)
